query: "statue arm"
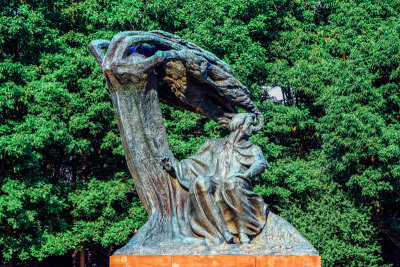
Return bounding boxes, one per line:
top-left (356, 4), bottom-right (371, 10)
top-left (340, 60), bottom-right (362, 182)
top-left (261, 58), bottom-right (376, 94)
top-left (162, 140), bottom-right (214, 190)
top-left (244, 147), bottom-right (270, 179)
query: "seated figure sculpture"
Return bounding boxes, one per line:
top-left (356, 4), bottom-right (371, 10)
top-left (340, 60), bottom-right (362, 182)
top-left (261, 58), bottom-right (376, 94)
top-left (163, 113), bottom-right (270, 246)
top-left (89, 30), bottom-right (319, 256)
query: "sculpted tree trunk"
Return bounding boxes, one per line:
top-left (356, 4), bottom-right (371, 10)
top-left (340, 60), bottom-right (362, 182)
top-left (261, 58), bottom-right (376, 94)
top-left (104, 64), bottom-right (194, 249)
top-left (91, 46), bottom-right (191, 251)
top-left (89, 31), bottom-right (318, 256)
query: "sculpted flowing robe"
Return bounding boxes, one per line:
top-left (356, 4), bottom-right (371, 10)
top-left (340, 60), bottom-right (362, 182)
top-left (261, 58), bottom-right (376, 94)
top-left (175, 137), bottom-right (268, 244)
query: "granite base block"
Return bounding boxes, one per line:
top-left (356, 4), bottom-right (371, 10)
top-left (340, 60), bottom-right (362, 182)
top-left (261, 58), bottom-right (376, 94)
top-left (110, 255), bottom-right (321, 267)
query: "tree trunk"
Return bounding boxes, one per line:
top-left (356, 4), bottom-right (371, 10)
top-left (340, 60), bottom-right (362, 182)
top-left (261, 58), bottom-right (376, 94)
top-left (80, 243), bottom-right (85, 267)
top-left (5, 258), bottom-right (13, 267)
top-left (72, 249), bottom-right (78, 267)
top-left (87, 247), bottom-right (92, 267)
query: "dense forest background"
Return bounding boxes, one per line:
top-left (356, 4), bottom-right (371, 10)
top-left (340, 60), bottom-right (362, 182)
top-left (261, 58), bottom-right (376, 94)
top-left (1, 0), bottom-right (400, 266)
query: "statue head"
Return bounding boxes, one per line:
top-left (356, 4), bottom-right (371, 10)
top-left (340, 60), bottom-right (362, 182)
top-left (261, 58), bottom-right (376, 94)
top-left (227, 113), bottom-right (256, 137)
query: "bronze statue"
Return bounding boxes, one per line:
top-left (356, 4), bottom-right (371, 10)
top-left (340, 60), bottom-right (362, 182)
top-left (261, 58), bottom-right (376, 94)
top-left (89, 31), bottom-right (318, 256)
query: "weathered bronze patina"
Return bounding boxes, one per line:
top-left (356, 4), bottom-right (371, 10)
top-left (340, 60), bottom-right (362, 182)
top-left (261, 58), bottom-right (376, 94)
top-left (89, 31), bottom-right (318, 256)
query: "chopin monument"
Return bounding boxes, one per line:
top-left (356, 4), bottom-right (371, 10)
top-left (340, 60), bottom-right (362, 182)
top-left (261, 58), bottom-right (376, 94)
top-left (89, 31), bottom-right (319, 266)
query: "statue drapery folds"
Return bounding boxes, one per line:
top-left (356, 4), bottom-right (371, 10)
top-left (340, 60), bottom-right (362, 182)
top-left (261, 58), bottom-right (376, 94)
top-left (164, 113), bottom-right (269, 245)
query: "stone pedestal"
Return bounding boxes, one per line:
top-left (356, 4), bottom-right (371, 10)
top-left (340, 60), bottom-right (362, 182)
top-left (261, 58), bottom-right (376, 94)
top-left (110, 255), bottom-right (321, 267)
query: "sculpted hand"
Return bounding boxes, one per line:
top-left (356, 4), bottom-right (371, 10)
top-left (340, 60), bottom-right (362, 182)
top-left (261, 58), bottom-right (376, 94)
top-left (161, 157), bottom-right (178, 179)
top-left (161, 157), bottom-right (173, 172)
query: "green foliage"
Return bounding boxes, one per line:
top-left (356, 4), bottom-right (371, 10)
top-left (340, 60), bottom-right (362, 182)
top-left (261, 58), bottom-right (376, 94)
top-left (282, 182), bottom-right (382, 266)
top-left (1, 0), bottom-right (400, 266)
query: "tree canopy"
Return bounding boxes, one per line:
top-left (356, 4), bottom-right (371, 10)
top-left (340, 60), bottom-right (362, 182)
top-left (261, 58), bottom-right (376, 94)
top-left (1, 0), bottom-right (400, 266)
